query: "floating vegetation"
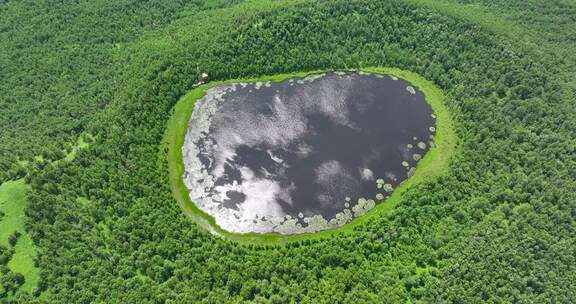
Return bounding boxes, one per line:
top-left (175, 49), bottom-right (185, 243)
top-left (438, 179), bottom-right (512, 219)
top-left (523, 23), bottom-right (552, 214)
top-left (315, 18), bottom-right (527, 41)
top-left (413, 153), bottom-right (422, 161)
top-left (407, 143), bottom-right (414, 149)
top-left (375, 193), bottom-right (384, 200)
top-left (376, 178), bottom-right (393, 191)
top-left (303, 73), bottom-right (325, 83)
top-left (303, 215), bottom-right (328, 229)
top-left (376, 178), bottom-right (386, 189)
top-left (406, 86), bottom-right (416, 95)
top-left (417, 142), bottom-right (427, 150)
top-left (352, 198), bottom-right (376, 217)
top-left (402, 161), bottom-right (409, 167)
top-left (407, 167), bottom-right (416, 177)
top-left (382, 184), bottom-right (394, 192)
top-left (329, 209), bottom-right (353, 227)
top-left (429, 126), bottom-right (436, 132)
top-left (390, 75), bottom-right (398, 80)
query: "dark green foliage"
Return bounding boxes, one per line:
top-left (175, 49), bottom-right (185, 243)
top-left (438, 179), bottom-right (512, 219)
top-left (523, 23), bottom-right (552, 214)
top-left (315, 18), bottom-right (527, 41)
top-left (1, 0), bottom-right (575, 302)
top-left (7, 232), bottom-right (21, 247)
top-left (0, 246), bottom-right (14, 265)
top-left (0, 155), bottom-right (26, 184)
top-left (0, 266), bottom-right (25, 298)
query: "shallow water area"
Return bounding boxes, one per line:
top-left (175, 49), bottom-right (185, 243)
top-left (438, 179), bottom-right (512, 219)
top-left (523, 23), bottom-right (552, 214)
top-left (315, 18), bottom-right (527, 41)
top-left (182, 72), bottom-right (435, 234)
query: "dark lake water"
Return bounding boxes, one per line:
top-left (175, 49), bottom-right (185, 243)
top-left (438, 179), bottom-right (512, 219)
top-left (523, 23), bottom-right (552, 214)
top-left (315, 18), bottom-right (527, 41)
top-left (182, 72), bottom-right (435, 234)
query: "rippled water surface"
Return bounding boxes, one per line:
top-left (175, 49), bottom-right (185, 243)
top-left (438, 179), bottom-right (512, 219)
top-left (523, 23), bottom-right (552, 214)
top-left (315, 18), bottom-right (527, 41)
top-left (182, 72), bottom-right (435, 234)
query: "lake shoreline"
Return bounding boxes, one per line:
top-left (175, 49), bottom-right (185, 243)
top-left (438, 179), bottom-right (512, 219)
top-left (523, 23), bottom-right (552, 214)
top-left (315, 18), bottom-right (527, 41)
top-left (163, 67), bottom-right (457, 244)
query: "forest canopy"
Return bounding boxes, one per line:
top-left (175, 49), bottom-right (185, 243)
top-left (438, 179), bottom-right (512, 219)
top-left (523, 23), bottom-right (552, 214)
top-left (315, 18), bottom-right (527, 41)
top-left (0, 0), bottom-right (575, 303)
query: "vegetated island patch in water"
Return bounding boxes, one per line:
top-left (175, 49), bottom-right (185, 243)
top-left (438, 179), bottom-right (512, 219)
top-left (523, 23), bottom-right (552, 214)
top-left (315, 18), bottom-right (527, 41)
top-left (182, 72), bottom-right (435, 234)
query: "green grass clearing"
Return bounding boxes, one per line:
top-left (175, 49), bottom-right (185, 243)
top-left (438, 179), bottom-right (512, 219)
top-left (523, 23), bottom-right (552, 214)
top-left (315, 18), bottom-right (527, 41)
top-left (64, 133), bottom-right (94, 162)
top-left (0, 179), bottom-right (40, 294)
top-left (0, 134), bottom-right (93, 296)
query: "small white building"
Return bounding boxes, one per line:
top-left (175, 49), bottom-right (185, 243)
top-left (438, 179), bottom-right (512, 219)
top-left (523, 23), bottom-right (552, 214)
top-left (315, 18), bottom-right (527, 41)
top-left (200, 73), bottom-right (209, 83)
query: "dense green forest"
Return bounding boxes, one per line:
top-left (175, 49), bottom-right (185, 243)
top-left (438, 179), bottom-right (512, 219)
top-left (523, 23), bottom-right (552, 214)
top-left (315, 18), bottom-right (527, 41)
top-left (1, 0), bottom-right (575, 302)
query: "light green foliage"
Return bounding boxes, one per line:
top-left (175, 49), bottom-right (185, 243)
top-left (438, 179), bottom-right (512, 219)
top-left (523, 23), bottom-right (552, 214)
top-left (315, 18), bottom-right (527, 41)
top-left (64, 134), bottom-right (94, 162)
top-left (1, 0), bottom-right (575, 302)
top-left (0, 180), bottom-right (40, 295)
